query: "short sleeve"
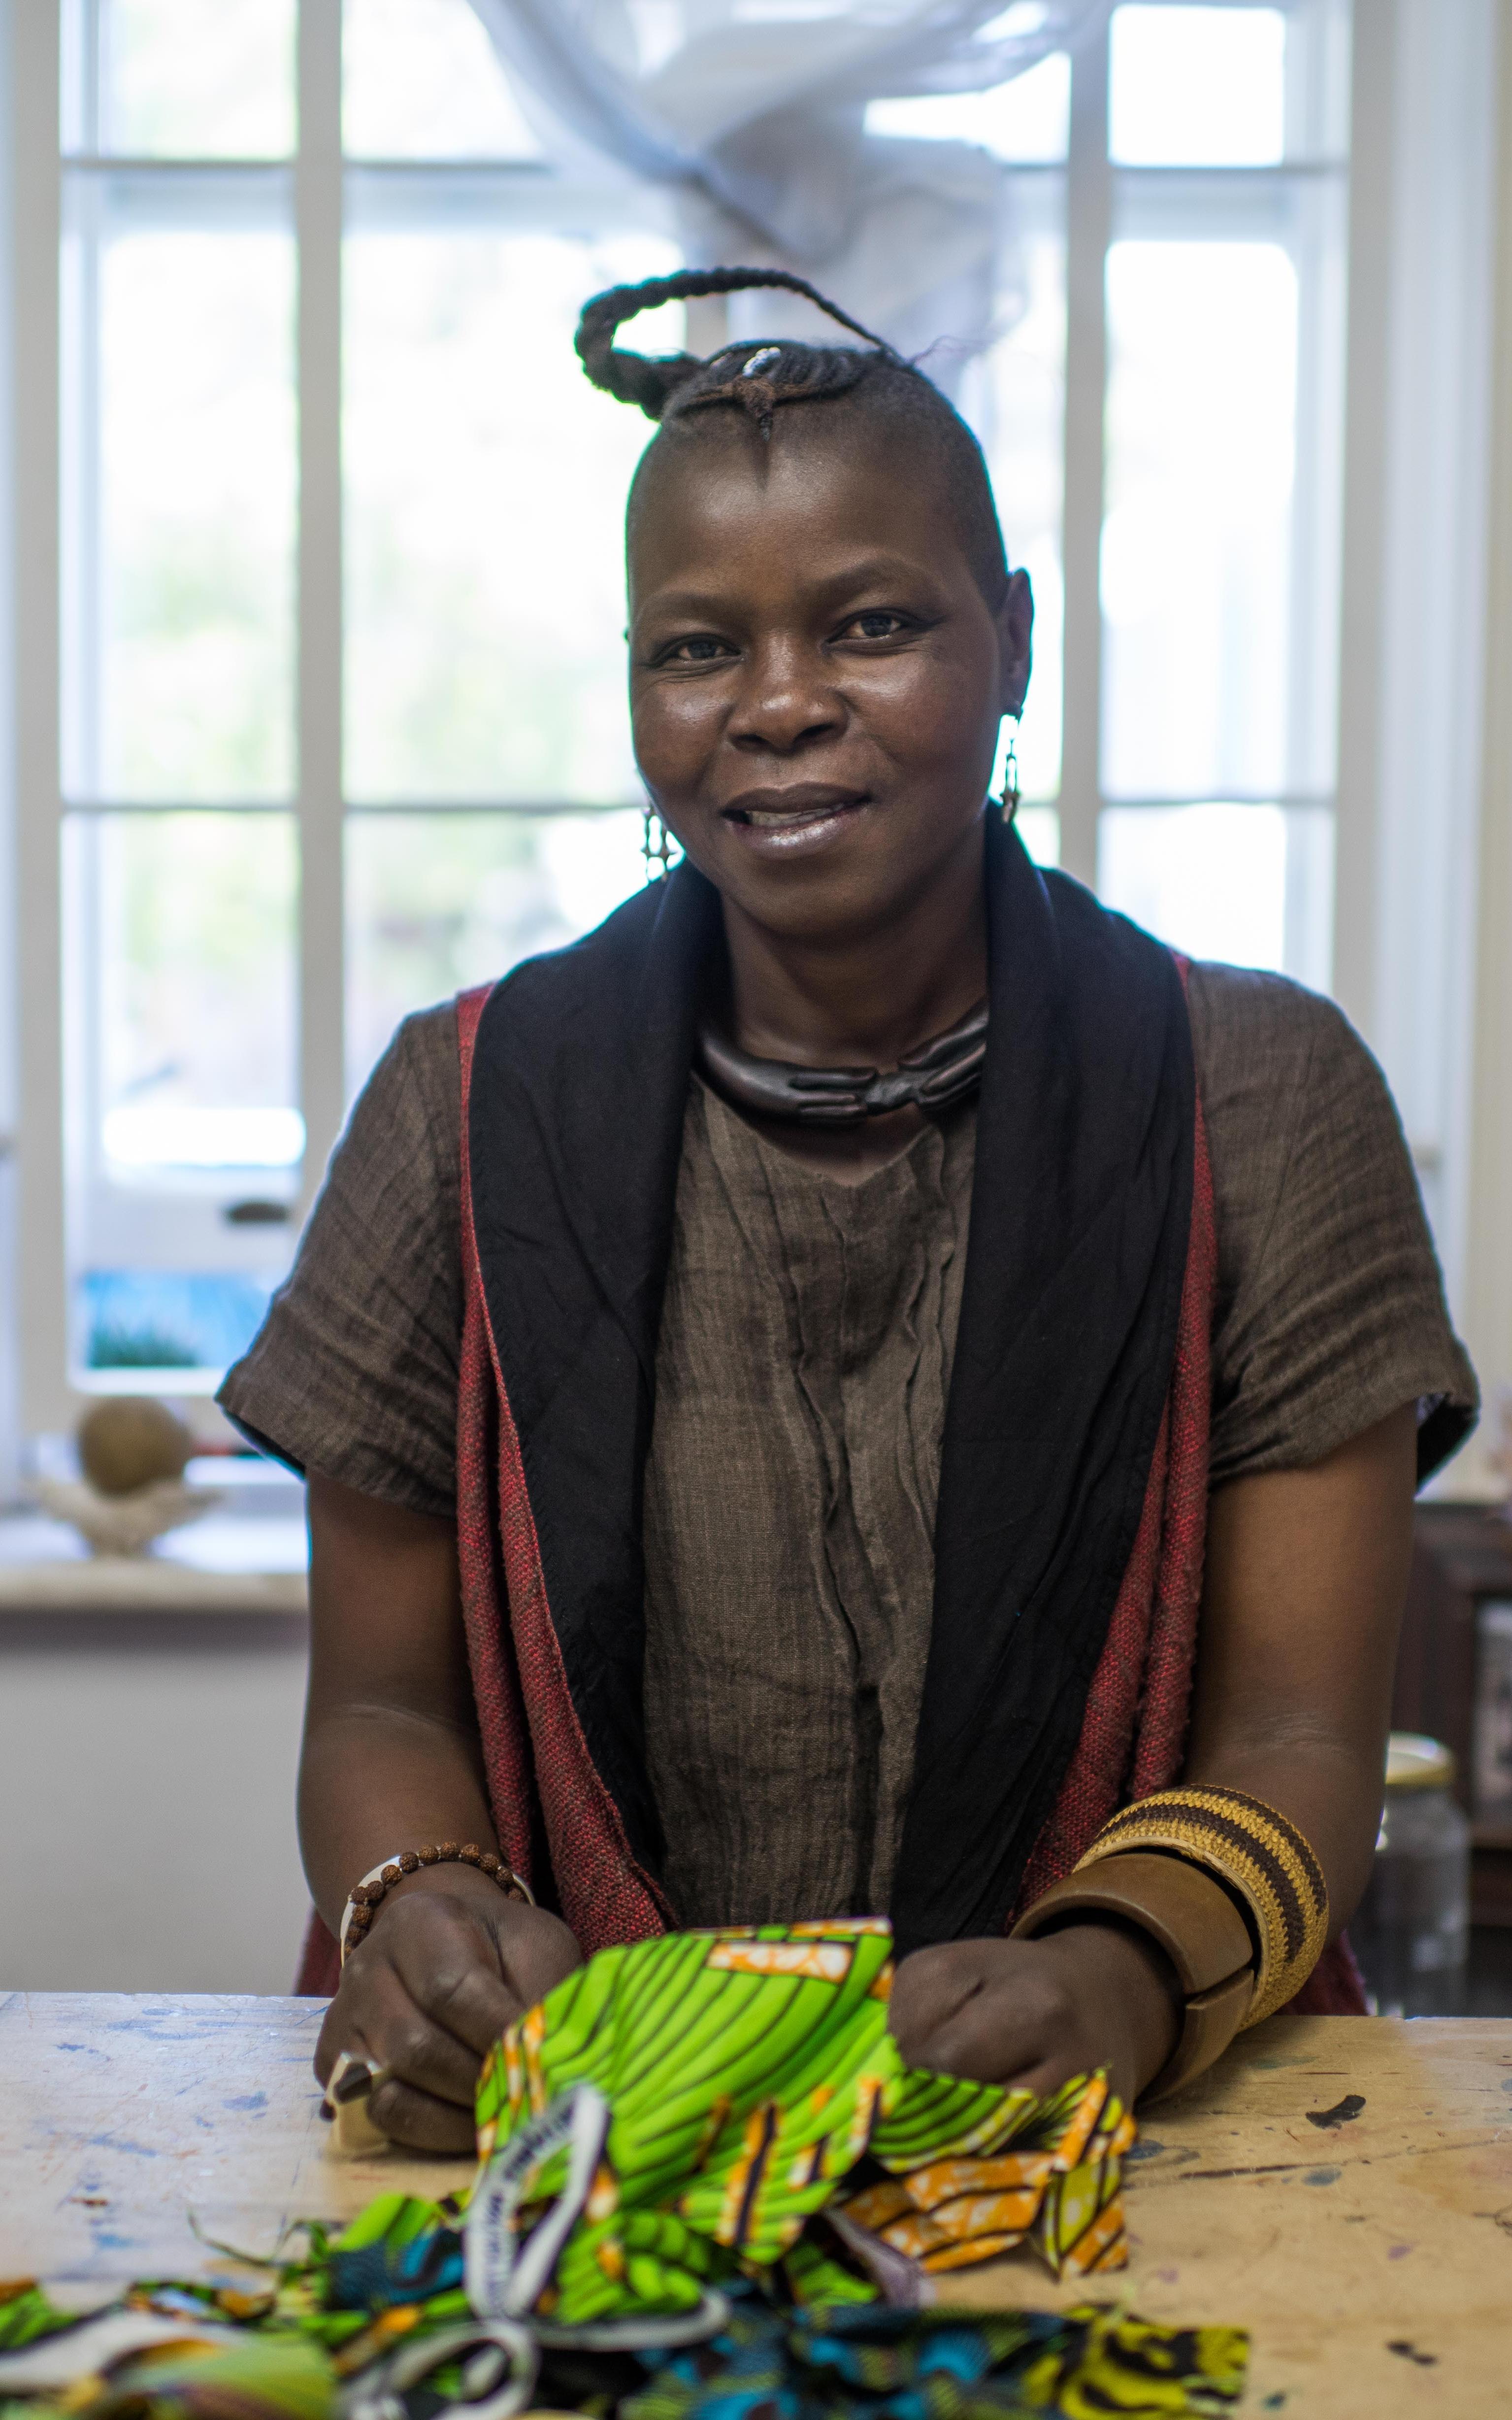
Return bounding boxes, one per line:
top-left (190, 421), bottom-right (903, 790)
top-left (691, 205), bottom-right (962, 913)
top-left (217, 1002), bottom-right (463, 1520)
top-left (1189, 964), bottom-right (1478, 1488)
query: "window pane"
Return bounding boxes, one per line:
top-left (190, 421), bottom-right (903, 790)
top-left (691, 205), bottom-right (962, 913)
top-left (1016, 805), bottom-right (1059, 868)
top-left (962, 184), bottom-right (1065, 803)
top-left (343, 0), bottom-right (543, 161)
top-left (1097, 801), bottom-right (1334, 985)
top-left (62, 189), bottom-right (296, 802)
top-left (344, 223), bottom-right (680, 805)
top-left (1109, 5), bottom-right (1285, 166)
top-left (77, 1271), bottom-right (279, 1378)
top-left (70, 812), bottom-right (301, 1173)
top-left (1101, 237), bottom-right (1302, 802)
top-left (346, 809), bottom-right (646, 1100)
top-left (65, 0), bottom-right (296, 158)
top-left (65, 812), bottom-right (300, 1381)
top-left (865, 53), bottom-right (1070, 163)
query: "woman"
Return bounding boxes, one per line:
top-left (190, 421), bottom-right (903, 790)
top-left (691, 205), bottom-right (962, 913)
top-left (222, 269), bottom-right (1476, 2153)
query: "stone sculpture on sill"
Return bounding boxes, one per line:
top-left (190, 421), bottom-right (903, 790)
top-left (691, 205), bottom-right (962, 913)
top-left (32, 1396), bottom-right (221, 1558)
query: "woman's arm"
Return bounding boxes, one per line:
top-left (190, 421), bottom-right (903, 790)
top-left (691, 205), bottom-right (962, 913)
top-left (1182, 1400), bottom-right (1416, 1927)
top-left (889, 1402), bottom-right (1417, 2102)
top-left (302, 1470), bottom-right (581, 2151)
top-left (302, 1470), bottom-right (495, 1921)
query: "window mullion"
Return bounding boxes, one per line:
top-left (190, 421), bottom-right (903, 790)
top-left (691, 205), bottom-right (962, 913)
top-left (11, 0), bottom-right (68, 1445)
top-left (296, 0), bottom-right (345, 1210)
top-left (1057, 15), bottom-right (1111, 889)
top-left (1330, 0), bottom-right (1396, 1034)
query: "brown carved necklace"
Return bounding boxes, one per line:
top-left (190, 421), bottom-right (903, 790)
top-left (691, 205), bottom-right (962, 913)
top-left (696, 999), bottom-right (988, 1128)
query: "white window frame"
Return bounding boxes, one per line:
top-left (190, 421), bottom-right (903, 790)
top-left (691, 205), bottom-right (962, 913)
top-left (0, 0), bottom-right (17, 1488)
top-left (1, 0), bottom-right (1506, 1475)
top-left (1061, 1), bottom-right (1350, 1013)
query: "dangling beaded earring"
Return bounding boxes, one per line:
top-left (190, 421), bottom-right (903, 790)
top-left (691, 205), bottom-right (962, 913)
top-left (642, 802), bottom-right (675, 882)
top-left (999, 717), bottom-right (1021, 825)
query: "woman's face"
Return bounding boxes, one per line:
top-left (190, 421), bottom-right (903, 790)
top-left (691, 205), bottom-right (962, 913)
top-left (628, 421), bottom-right (1032, 945)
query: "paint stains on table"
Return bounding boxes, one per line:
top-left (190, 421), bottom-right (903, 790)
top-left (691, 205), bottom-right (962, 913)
top-left (1306, 2092), bottom-right (1366, 2129)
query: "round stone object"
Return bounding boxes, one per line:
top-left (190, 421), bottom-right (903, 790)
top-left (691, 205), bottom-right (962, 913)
top-left (78, 1398), bottom-right (194, 1497)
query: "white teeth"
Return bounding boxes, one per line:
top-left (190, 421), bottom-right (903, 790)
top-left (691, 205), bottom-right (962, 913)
top-left (743, 804), bottom-right (847, 827)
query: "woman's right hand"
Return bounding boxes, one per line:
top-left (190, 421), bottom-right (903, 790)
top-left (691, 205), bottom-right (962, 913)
top-left (314, 1865), bottom-right (584, 2152)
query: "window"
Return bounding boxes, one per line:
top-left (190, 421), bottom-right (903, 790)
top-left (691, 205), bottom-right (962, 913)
top-left (49, 0), bottom-right (681, 1397)
top-left (877, 0), bottom-right (1349, 982)
top-left (10, 0), bottom-right (1356, 1434)
top-left (1097, 0), bottom-right (1348, 988)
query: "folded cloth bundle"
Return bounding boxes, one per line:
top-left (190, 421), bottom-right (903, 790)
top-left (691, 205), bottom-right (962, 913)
top-left (466, 1920), bottom-right (1135, 2324)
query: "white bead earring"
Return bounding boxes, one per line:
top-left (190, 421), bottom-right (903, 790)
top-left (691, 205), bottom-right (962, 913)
top-left (999, 719), bottom-right (1021, 824)
top-left (642, 803), bottom-right (675, 882)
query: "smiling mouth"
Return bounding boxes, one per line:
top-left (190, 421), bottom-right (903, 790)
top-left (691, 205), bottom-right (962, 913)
top-left (723, 789), bottom-right (868, 832)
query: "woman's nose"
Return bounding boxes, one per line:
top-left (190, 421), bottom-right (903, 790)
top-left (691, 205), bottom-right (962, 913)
top-left (726, 639), bottom-right (843, 753)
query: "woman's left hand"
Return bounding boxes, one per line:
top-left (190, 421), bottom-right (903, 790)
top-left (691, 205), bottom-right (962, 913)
top-left (889, 1921), bottom-right (1180, 2109)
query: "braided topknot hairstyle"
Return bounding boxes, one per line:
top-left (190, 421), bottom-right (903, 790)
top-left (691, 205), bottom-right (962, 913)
top-left (576, 266), bottom-right (899, 438)
top-left (576, 267), bottom-right (1012, 607)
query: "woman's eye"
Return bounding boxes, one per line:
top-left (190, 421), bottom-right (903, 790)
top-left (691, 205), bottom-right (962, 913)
top-left (846, 611), bottom-right (910, 641)
top-left (664, 636), bottom-right (732, 665)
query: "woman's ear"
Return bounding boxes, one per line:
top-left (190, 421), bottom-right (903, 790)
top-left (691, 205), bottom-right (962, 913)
top-left (996, 569), bottom-right (1034, 719)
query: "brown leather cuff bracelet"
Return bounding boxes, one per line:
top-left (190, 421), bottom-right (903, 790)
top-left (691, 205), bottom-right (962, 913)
top-left (1012, 1849), bottom-right (1256, 2102)
top-left (1078, 1785), bottom-right (1329, 2026)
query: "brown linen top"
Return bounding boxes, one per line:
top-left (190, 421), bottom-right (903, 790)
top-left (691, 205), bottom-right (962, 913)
top-left (643, 1081), bottom-right (974, 1925)
top-left (221, 962), bottom-right (1477, 1924)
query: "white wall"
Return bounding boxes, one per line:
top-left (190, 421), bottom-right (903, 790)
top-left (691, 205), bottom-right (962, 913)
top-left (0, 1611), bottom-right (312, 1992)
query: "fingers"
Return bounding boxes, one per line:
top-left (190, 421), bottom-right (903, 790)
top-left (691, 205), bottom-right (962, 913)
top-left (315, 1995), bottom-right (370, 2089)
top-left (888, 1942), bottom-right (991, 2070)
top-left (314, 1897), bottom-right (511, 2119)
top-left (494, 1905), bottom-right (586, 2015)
top-left (347, 1951), bottom-right (494, 2104)
top-left (386, 1906), bottom-right (521, 2056)
top-left (912, 1975), bottom-right (1055, 2085)
top-left (890, 1931), bottom-right (1175, 2105)
top-left (890, 1940), bottom-right (1083, 2087)
top-left (312, 1886), bottom-right (587, 2154)
top-left (382, 1902), bottom-right (583, 2060)
top-left (365, 2073), bottom-right (480, 2156)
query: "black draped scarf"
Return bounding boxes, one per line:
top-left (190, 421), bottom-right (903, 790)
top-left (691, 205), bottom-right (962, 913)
top-left (467, 820), bottom-right (1194, 1952)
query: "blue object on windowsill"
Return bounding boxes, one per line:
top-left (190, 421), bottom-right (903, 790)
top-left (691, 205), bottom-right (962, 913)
top-left (78, 1271), bottom-right (277, 1375)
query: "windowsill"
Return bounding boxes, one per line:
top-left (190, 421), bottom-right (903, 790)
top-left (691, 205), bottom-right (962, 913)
top-left (73, 1367), bottom-right (232, 1398)
top-left (0, 1499), bottom-right (308, 1615)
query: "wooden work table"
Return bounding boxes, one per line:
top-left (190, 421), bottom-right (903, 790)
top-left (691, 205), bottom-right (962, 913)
top-left (4, 1995), bottom-right (1512, 2416)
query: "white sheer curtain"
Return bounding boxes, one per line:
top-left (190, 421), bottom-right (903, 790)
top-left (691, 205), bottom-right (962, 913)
top-left (466, 0), bottom-right (1109, 387)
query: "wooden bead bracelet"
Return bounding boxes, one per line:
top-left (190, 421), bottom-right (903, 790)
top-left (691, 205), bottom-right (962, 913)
top-left (339, 1842), bottom-right (534, 1964)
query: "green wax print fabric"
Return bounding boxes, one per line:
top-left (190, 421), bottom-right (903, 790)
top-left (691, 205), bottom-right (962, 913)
top-left (0, 2293), bottom-right (75, 2357)
top-left (0, 2284), bottom-right (341, 2420)
top-left (0, 2218), bottom-right (481, 2420)
top-left (0, 1956), bottom-right (1250, 2420)
top-left (33, 2336), bottom-right (333, 2420)
top-left (0, 2274), bottom-right (1250, 2420)
top-left (471, 1922), bottom-right (1135, 2327)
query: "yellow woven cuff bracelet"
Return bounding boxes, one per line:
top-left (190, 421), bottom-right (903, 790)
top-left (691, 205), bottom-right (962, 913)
top-left (1075, 1785), bottom-right (1329, 2026)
